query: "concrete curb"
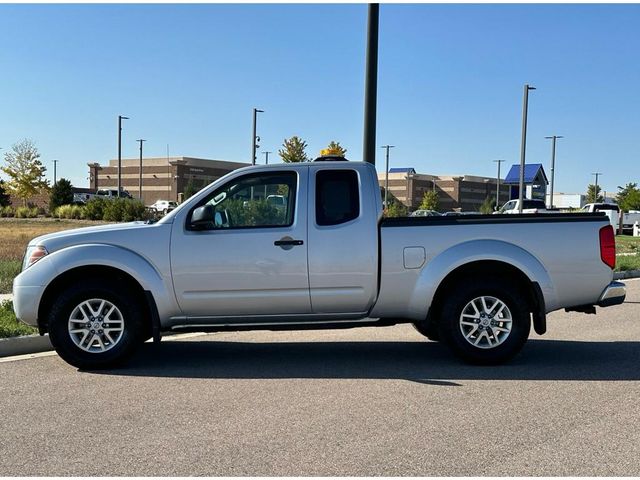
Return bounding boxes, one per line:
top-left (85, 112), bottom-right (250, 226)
top-left (614, 270), bottom-right (640, 280)
top-left (0, 334), bottom-right (53, 358)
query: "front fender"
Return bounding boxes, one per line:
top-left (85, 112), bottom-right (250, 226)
top-left (407, 239), bottom-right (557, 319)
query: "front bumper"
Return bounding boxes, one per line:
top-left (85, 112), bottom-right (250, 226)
top-left (12, 283), bottom-right (44, 327)
top-left (598, 281), bottom-right (626, 307)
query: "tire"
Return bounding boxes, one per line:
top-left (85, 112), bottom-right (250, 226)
top-left (413, 321), bottom-right (439, 341)
top-left (162, 208), bottom-right (168, 215)
top-left (437, 278), bottom-right (530, 365)
top-left (47, 279), bottom-right (146, 369)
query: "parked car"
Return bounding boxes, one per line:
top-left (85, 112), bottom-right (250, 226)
top-left (73, 189), bottom-right (132, 204)
top-left (410, 209), bottom-right (441, 217)
top-left (496, 199), bottom-right (556, 214)
top-left (581, 203), bottom-right (640, 234)
top-left (149, 200), bottom-right (178, 215)
top-left (13, 161), bottom-right (625, 369)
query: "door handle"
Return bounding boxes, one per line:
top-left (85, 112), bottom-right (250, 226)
top-left (274, 239), bottom-right (304, 247)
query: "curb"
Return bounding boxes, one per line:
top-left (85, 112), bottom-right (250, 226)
top-left (0, 335), bottom-right (53, 358)
top-left (614, 270), bottom-right (640, 280)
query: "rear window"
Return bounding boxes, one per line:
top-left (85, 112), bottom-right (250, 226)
top-left (316, 170), bottom-right (360, 226)
top-left (594, 204), bottom-right (619, 212)
top-left (523, 200), bottom-right (546, 209)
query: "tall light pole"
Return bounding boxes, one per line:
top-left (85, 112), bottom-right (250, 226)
top-left (263, 151), bottom-right (271, 165)
top-left (545, 135), bottom-right (563, 208)
top-left (136, 139), bottom-right (146, 200)
top-left (493, 159), bottom-right (505, 209)
top-left (251, 108), bottom-right (263, 165)
top-left (52, 159), bottom-right (58, 185)
top-left (518, 84), bottom-right (536, 212)
top-left (381, 145), bottom-right (394, 207)
top-left (117, 115), bottom-right (129, 198)
top-left (592, 172), bottom-right (602, 202)
top-left (363, 3), bottom-right (379, 165)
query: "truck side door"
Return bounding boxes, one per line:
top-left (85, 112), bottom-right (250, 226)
top-left (307, 165), bottom-right (379, 314)
top-left (171, 168), bottom-right (311, 317)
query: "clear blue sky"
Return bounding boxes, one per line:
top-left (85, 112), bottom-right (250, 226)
top-left (1, 3), bottom-right (638, 196)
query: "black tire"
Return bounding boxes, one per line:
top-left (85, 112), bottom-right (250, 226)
top-left (412, 321), bottom-right (439, 341)
top-left (437, 278), bottom-right (530, 365)
top-left (162, 208), bottom-right (168, 215)
top-left (47, 279), bottom-right (145, 369)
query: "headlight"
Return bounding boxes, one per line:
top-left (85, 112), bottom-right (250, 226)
top-left (23, 245), bottom-right (48, 270)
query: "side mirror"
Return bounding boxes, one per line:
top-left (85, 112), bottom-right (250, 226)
top-left (190, 205), bottom-right (214, 229)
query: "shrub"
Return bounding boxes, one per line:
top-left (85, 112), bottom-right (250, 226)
top-left (83, 198), bottom-right (106, 220)
top-left (15, 206), bottom-right (30, 218)
top-left (49, 178), bottom-right (74, 213)
top-left (1, 206), bottom-right (15, 218)
top-left (55, 204), bottom-right (74, 219)
top-left (103, 198), bottom-right (149, 222)
top-left (102, 198), bottom-right (126, 222)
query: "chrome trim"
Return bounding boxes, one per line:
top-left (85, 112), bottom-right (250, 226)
top-left (599, 281), bottom-right (626, 303)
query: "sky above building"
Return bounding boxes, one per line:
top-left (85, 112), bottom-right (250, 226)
top-left (0, 3), bottom-right (638, 197)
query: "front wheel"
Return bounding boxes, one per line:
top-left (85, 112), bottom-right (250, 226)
top-left (438, 278), bottom-right (531, 364)
top-left (47, 280), bottom-right (145, 369)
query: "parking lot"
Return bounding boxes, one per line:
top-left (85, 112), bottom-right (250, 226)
top-left (1, 279), bottom-right (639, 476)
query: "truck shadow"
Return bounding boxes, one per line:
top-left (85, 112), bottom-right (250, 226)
top-left (90, 338), bottom-right (640, 382)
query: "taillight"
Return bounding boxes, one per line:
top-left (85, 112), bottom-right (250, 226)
top-left (599, 225), bottom-right (616, 269)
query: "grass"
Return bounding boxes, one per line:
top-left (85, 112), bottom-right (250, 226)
top-left (616, 253), bottom-right (640, 272)
top-left (0, 300), bottom-right (37, 338)
top-left (616, 235), bottom-right (640, 255)
top-left (0, 217), bottom-right (103, 294)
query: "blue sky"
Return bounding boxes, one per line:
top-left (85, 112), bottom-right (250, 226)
top-left (0, 3), bottom-right (638, 197)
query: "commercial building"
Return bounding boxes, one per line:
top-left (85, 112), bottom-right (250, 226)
top-left (88, 157), bottom-right (250, 205)
top-left (378, 167), bottom-right (510, 212)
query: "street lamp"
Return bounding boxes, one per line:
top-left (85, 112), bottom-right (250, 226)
top-left (381, 145), bottom-right (395, 208)
top-left (592, 172), bottom-right (602, 202)
top-left (263, 151), bottom-right (272, 165)
top-left (118, 115), bottom-right (129, 198)
top-left (363, 4), bottom-right (380, 166)
top-left (518, 84), bottom-right (536, 212)
top-left (545, 135), bottom-right (563, 208)
top-left (251, 108), bottom-right (263, 165)
top-left (52, 159), bottom-right (59, 185)
top-left (136, 139), bottom-right (146, 200)
top-left (493, 159), bottom-right (505, 210)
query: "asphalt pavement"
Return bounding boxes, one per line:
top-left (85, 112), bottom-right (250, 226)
top-left (1, 279), bottom-right (639, 476)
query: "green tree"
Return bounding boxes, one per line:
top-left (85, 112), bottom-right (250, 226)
top-left (586, 184), bottom-right (603, 203)
top-left (615, 183), bottom-right (640, 212)
top-left (278, 136), bottom-right (309, 163)
top-left (322, 141), bottom-right (347, 157)
top-left (0, 180), bottom-right (10, 207)
top-left (49, 178), bottom-right (74, 212)
top-left (418, 191), bottom-right (439, 211)
top-left (479, 196), bottom-right (496, 214)
top-left (1, 139), bottom-right (49, 206)
top-left (385, 200), bottom-right (408, 218)
top-left (183, 180), bottom-right (198, 200)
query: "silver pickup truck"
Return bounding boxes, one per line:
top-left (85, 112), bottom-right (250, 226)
top-left (13, 161), bottom-right (626, 369)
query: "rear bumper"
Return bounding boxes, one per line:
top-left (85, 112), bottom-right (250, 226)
top-left (598, 281), bottom-right (626, 307)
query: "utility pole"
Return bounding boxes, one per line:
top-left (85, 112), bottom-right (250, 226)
top-left (381, 145), bottom-right (394, 208)
top-left (117, 115), bottom-right (129, 198)
top-left (136, 139), bottom-right (146, 200)
top-left (493, 159), bottom-right (505, 210)
top-left (592, 172), bottom-right (602, 202)
top-left (52, 159), bottom-right (58, 185)
top-left (251, 108), bottom-right (263, 165)
top-left (545, 135), bottom-right (563, 208)
top-left (363, 3), bottom-right (379, 165)
top-left (263, 151), bottom-right (271, 165)
top-left (518, 84), bottom-right (535, 212)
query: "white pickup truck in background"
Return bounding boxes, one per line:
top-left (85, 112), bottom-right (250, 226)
top-left (581, 203), bottom-right (640, 234)
top-left (497, 199), bottom-right (557, 214)
top-left (13, 161), bottom-right (626, 369)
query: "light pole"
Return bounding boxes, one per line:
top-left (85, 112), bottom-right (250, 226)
top-left (363, 3), bottom-right (379, 166)
top-left (405, 171), bottom-right (414, 210)
top-left (493, 159), bottom-right (505, 210)
top-left (117, 115), bottom-right (129, 197)
top-left (518, 84), bottom-right (536, 212)
top-left (52, 159), bottom-right (58, 185)
top-left (136, 139), bottom-right (146, 200)
top-left (251, 108), bottom-right (263, 165)
top-left (545, 135), bottom-right (563, 208)
top-left (381, 145), bottom-right (394, 207)
top-left (263, 151), bottom-right (271, 165)
top-left (592, 172), bottom-right (602, 202)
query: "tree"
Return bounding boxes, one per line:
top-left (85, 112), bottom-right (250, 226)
top-left (418, 191), bottom-right (439, 211)
top-left (321, 141), bottom-right (347, 157)
top-left (1, 139), bottom-right (49, 206)
top-left (49, 178), bottom-right (74, 212)
top-left (479, 196), bottom-right (496, 214)
top-left (384, 200), bottom-right (408, 218)
top-left (616, 183), bottom-right (640, 212)
top-left (586, 184), bottom-right (603, 203)
top-left (278, 136), bottom-right (309, 163)
top-left (0, 180), bottom-right (10, 207)
top-left (183, 180), bottom-right (198, 200)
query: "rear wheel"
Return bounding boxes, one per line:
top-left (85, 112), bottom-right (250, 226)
top-left (438, 278), bottom-right (530, 364)
top-left (47, 280), bottom-right (145, 369)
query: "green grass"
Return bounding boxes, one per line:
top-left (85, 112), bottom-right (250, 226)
top-left (616, 235), bottom-right (640, 255)
top-left (0, 259), bottom-right (22, 294)
top-left (616, 253), bottom-right (640, 272)
top-left (0, 300), bottom-right (37, 338)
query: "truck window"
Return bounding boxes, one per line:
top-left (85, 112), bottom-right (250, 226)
top-left (316, 170), bottom-right (360, 226)
top-left (196, 171), bottom-right (297, 229)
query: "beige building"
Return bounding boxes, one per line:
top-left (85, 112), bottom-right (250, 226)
top-left (379, 168), bottom-right (510, 212)
top-left (88, 157), bottom-right (250, 205)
